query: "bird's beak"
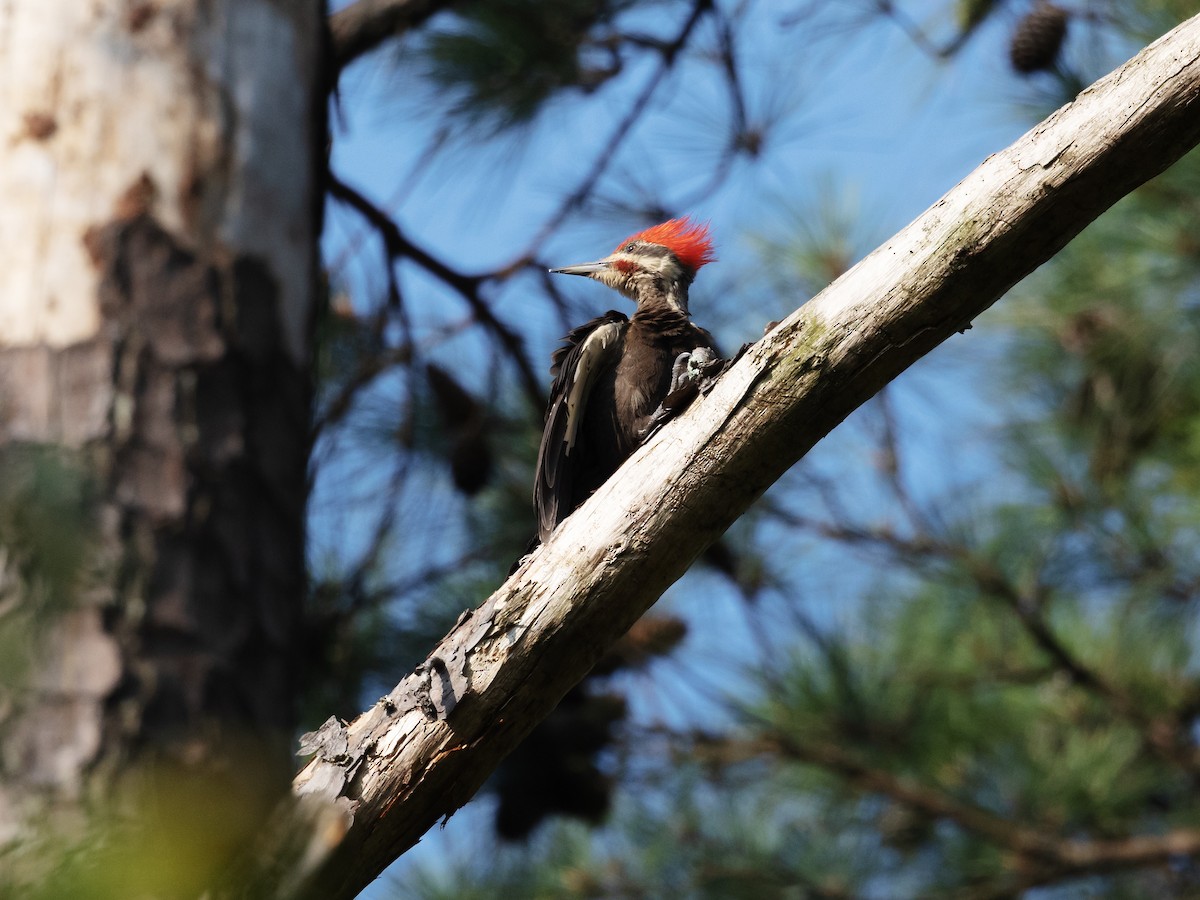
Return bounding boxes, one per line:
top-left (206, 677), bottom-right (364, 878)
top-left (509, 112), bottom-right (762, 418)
top-left (549, 260), bottom-right (610, 276)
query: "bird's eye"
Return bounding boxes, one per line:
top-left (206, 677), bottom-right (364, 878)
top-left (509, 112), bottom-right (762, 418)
top-left (620, 243), bottom-right (635, 253)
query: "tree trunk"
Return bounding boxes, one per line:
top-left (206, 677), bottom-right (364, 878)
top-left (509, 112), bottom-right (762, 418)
top-left (287, 14), bottom-right (1200, 898)
top-left (0, 0), bottom-right (321, 872)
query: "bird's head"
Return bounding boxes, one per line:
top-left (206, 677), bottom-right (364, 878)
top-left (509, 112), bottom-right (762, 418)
top-left (550, 217), bottom-right (716, 313)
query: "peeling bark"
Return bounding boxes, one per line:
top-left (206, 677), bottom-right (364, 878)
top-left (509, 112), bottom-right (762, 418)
top-left (0, 0), bottom-right (320, 867)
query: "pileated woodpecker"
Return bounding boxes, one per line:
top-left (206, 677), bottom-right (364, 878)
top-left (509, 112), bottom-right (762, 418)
top-left (535, 217), bottom-right (719, 541)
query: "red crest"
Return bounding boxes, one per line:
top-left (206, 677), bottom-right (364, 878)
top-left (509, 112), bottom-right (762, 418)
top-left (620, 217), bottom-right (716, 272)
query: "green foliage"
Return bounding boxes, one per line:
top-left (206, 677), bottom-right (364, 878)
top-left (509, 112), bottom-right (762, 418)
top-left (722, 152), bottom-right (1200, 894)
top-left (1004, 155), bottom-right (1200, 493)
top-left (847, 159), bottom-right (1200, 888)
top-left (419, 0), bottom-right (627, 131)
top-left (5, 752), bottom-right (287, 900)
top-left (0, 445), bottom-right (95, 690)
top-left (770, 588), bottom-right (1193, 833)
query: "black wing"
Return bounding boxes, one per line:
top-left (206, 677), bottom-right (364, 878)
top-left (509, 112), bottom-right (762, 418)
top-left (534, 311), bottom-right (628, 542)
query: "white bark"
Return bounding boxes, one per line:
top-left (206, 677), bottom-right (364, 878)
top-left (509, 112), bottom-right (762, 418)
top-left (0, 0), bottom-right (318, 864)
top-left (0, 0), bottom-right (313, 400)
top-left (287, 14), bottom-right (1200, 899)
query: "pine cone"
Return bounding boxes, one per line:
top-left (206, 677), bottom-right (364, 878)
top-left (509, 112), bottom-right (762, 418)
top-left (1010, 2), bottom-right (1069, 74)
top-left (592, 614), bottom-right (688, 675)
top-left (426, 363), bottom-right (493, 494)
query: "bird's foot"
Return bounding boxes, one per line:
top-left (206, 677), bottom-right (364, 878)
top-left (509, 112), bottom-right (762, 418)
top-left (668, 347), bottom-right (722, 393)
top-left (639, 404), bottom-right (679, 442)
top-left (640, 348), bottom-right (726, 441)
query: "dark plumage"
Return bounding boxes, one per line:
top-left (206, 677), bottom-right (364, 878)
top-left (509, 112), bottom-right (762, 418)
top-left (534, 218), bottom-right (718, 541)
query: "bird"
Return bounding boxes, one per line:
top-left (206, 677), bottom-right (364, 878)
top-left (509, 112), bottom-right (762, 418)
top-left (534, 217), bottom-right (720, 543)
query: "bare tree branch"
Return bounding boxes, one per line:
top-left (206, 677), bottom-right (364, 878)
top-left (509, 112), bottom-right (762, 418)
top-left (277, 17), bottom-right (1200, 898)
top-left (327, 173), bottom-right (547, 408)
